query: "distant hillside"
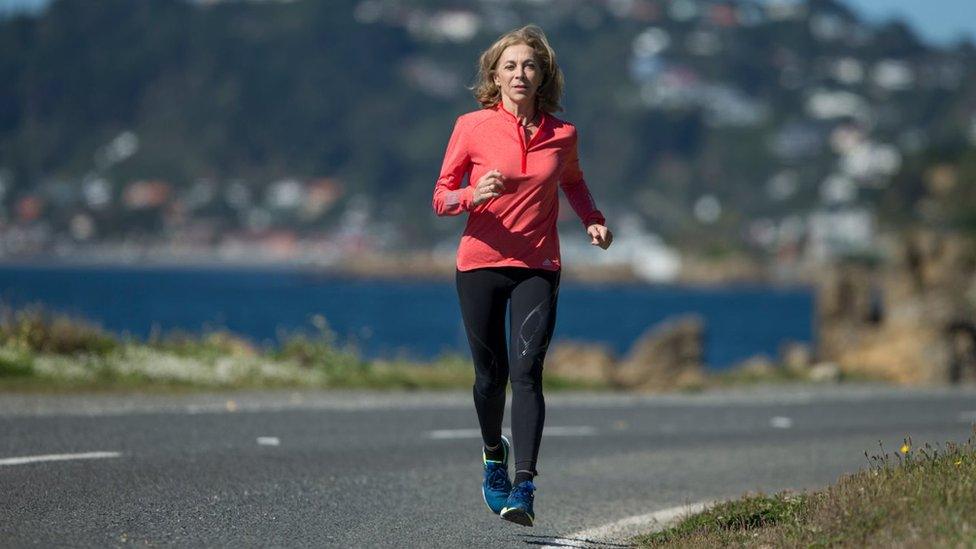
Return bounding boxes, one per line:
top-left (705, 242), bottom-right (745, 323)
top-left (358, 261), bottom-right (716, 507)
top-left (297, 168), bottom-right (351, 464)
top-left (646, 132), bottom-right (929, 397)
top-left (0, 0), bottom-right (973, 257)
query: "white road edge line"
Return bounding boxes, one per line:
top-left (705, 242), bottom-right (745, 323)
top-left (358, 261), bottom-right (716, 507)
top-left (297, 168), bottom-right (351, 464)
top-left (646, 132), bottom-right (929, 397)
top-left (541, 500), bottom-right (716, 548)
top-left (0, 451), bottom-right (122, 466)
top-left (426, 426), bottom-right (597, 439)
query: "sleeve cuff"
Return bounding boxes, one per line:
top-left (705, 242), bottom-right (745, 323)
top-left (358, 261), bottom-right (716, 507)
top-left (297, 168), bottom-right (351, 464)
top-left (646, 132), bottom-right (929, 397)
top-left (583, 212), bottom-right (606, 227)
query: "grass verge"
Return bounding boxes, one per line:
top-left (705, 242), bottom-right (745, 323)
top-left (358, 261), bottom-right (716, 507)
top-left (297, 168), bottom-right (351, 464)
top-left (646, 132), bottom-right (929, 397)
top-left (633, 430), bottom-right (976, 547)
top-left (0, 302), bottom-right (880, 394)
top-left (0, 303), bottom-right (608, 393)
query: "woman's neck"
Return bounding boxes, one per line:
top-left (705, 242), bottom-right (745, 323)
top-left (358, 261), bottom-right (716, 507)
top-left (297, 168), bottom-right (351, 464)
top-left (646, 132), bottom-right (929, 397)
top-left (500, 95), bottom-right (536, 126)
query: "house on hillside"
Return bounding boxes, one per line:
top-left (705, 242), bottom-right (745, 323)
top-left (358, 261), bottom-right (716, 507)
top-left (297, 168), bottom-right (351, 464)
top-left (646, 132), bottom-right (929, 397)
top-left (805, 206), bottom-right (875, 263)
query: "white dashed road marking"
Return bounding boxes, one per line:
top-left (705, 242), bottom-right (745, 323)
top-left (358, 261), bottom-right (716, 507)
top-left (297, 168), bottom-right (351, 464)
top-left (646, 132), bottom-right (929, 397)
top-left (257, 437), bottom-right (280, 446)
top-left (426, 426), bottom-right (597, 439)
top-left (770, 416), bottom-right (793, 429)
top-left (426, 428), bottom-right (483, 439)
top-left (0, 451), bottom-right (122, 466)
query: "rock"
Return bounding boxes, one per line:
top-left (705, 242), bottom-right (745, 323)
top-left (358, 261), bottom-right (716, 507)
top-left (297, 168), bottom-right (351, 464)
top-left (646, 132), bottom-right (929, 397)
top-left (613, 314), bottom-right (705, 391)
top-left (780, 341), bottom-right (813, 373)
top-left (816, 263), bottom-right (881, 328)
top-left (947, 320), bottom-right (976, 383)
top-left (544, 341), bottom-right (616, 385)
top-left (808, 362), bottom-right (840, 383)
top-left (814, 230), bottom-right (976, 384)
top-left (832, 322), bottom-right (951, 384)
top-left (729, 354), bottom-right (777, 376)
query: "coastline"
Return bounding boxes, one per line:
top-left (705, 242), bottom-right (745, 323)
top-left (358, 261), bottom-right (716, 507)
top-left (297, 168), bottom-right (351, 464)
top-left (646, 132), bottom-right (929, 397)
top-left (0, 251), bottom-right (816, 289)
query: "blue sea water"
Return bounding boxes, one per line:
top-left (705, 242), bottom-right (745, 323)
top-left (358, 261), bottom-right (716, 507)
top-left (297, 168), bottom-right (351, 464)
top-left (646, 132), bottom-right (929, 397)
top-left (0, 265), bottom-right (815, 370)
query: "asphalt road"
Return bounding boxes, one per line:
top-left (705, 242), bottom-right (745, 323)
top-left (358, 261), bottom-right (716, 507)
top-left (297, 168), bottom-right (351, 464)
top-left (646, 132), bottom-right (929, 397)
top-left (1, 384), bottom-right (974, 548)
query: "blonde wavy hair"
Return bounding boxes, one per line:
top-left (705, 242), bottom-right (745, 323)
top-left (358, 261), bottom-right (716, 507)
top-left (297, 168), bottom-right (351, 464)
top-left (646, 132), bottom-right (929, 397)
top-left (472, 25), bottom-right (564, 113)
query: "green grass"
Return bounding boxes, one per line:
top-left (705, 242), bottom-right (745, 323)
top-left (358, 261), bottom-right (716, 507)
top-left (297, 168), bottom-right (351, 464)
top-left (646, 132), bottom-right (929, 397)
top-left (0, 302), bottom-right (610, 393)
top-left (0, 301), bottom-right (879, 394)
top-left (633, 430), bottom-right (976, 547)
top-left (706, 365), bottom-right (808, 386)
top-left (0, 303), bottom-right (118, 356)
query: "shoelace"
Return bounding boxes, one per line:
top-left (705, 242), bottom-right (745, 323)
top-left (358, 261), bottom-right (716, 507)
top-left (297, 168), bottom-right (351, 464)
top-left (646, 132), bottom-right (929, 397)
top-left (486, 464), bottom-right (510, 490)
top-left (510, 481), bottom-right (535, 502)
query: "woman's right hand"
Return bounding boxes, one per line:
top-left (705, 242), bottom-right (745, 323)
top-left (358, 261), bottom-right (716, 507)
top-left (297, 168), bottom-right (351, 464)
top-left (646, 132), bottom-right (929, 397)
top-left (472, 169), bottom-right (506, 206)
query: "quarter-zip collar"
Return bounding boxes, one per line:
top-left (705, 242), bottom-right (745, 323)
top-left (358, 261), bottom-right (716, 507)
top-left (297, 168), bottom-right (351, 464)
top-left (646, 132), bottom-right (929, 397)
top-left (495, 102), bottom-right (546, 174)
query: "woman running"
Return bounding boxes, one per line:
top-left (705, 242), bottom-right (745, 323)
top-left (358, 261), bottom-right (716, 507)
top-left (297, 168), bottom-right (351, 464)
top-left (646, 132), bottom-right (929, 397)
top-left (432, 24), bottom-right (612, 527)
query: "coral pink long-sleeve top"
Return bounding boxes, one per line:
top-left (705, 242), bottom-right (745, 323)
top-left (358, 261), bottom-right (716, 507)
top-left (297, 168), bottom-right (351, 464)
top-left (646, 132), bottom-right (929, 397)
top-left (432, 103), bottom-right (606, 272)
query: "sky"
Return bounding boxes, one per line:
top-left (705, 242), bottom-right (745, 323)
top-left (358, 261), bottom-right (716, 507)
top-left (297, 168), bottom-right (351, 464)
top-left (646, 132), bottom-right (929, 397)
top-left (0, 0), bottom-right (974, 46)
top-left (845, 0), bottom-right (976, 45)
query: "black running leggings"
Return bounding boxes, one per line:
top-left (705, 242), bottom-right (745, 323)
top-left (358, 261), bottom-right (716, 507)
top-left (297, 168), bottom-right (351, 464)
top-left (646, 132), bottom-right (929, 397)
top-left (456, 266), bottom-right (560, 476)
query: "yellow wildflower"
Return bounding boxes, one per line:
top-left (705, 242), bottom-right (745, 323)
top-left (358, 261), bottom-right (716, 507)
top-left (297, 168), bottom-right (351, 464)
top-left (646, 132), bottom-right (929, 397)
top-left (900, 443), bottom-right (910, 454)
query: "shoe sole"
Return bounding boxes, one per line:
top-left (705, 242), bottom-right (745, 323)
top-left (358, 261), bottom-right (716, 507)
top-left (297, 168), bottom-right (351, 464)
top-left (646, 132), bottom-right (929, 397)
top-left (482, 435), bottom-right (512, 514)
top-left (500, 507), bottom-right (534, 527)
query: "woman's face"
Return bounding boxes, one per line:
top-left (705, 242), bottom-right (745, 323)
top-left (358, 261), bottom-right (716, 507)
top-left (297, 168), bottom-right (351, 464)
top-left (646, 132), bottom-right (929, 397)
top-left (493, 43), bottom-right (542, 107)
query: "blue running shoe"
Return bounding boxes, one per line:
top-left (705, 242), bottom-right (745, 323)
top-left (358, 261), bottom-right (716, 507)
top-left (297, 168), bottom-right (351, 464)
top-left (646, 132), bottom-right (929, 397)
top-left (500, 480), bottom-right (535, 527)
top-left (481, 435), bottom-right (512, 514)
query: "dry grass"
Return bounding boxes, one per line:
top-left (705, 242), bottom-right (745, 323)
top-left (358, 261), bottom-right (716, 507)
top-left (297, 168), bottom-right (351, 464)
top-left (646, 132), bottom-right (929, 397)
top-left (0, 303), bottom-right (118, 356)
top-left (634, 429), bottom-right (976, 547)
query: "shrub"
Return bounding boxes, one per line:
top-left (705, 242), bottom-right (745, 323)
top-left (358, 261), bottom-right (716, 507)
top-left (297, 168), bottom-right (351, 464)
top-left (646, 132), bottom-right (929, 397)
top-left (0, 303), bottom-right (118, 356)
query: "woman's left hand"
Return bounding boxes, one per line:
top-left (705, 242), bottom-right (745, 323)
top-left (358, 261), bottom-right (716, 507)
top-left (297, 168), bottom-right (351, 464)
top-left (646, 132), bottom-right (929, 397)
top-left (587, 224), bottom-right (613, 250)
